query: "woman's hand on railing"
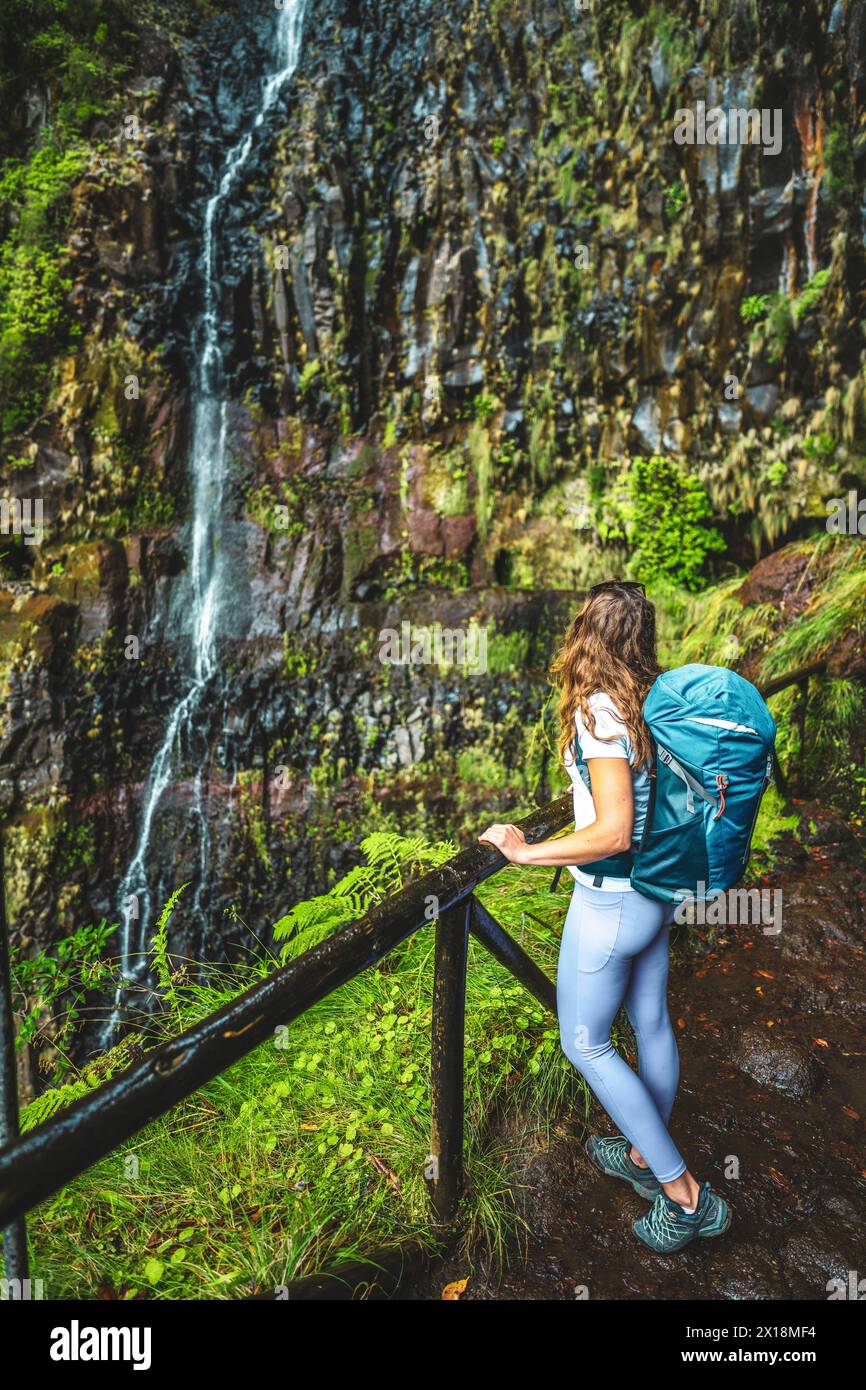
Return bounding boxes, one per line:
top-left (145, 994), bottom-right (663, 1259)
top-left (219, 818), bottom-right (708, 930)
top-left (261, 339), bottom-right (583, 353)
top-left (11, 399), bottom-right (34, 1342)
top-left (478, 823), bottom-right (531, 864)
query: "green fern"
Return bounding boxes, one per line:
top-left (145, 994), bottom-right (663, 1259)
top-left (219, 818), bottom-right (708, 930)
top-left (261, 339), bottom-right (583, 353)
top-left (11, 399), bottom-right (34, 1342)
top-left (20, 1038), bottom-right (142, 1133)
top-left (149, 881), bottom-right (191, 1017)
top-left (274, 831), bottom-right (456, 961)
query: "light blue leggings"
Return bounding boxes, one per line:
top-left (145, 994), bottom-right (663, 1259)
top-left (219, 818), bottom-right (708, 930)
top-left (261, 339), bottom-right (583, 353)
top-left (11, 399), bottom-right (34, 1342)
top-left (557, 880), bottom-right (687, 1183)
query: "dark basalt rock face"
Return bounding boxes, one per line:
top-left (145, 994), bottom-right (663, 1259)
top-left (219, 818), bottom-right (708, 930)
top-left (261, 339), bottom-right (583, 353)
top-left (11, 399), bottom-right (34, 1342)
top-left (0, 0), bottom-right (865, 971)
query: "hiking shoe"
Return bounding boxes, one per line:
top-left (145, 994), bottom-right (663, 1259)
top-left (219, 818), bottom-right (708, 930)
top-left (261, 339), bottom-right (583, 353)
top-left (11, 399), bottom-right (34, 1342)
top-left (633, 1180), bottom-right (731, 1252)
top-left (585, 1135), bottom-right (662, 1201)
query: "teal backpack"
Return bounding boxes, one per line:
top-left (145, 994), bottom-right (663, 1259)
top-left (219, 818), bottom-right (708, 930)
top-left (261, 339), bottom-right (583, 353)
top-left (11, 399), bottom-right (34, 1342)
top-left (577, 665), bottom-right (777, 904)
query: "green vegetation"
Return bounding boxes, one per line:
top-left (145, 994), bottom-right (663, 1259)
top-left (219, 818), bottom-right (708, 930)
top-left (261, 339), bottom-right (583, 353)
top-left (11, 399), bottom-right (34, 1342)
top-left (298, 358), bottom-right (322, 394)
top-left (0, 2), bottom-right (135, 145)
top-left (802, 432), bottom-right (837, 460)
top-left (757, 541), bottom-right (865, 680)
top-left (0, 143), bottom-right (88, 244)
top-left (485, 628), bottom-right (532, 674)
top-left (470, 393), bottom-right (497, 424)
top-left (11, 917), bottom-right (121, 1085)
top-left (617, 3), bottom-right (696, 114)
top-left (765, 459), bottom-right (787, 487)
top-left (0, 1), bottom-right (137, 433)
top-left (746, 784), bottom-right (800, 875)
top-left (15, 833), bottom-right (590, 1297)
top-left (740, 294), bottom-right (770, 325)
top-left (132, 475), bottom-right (175, 528)
top-left (625, 456), bottom-right (725, 592)
top-left (824, 124), bottom-right (855, 208)
top-left (273, 832), bottom-right (455, 959)
top-left (282, 632), bottom-right (316, 679)
top-left (11, 741), bottom-right (821, 1297)
top-left (424, 444), bottom-right (469, 517)
top-left (663, 179), bottom-right (688, 224)
top-left (0, 245), bottom-right (76, 430)
top-left (839, 759), bottom-right (866, 831)
top-left (741, 269), bottom-right (830, 362)
top-left (677, 535), bottom-right (866, 806)
top-left (378, 551), bottom-right (471, 597)
top-left (1, 0), bottom-right (863, 1297)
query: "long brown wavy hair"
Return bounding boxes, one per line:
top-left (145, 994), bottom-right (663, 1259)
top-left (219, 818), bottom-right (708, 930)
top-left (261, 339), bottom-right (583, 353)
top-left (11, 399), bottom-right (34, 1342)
top-left (549, 580), bottom-right (661, 772)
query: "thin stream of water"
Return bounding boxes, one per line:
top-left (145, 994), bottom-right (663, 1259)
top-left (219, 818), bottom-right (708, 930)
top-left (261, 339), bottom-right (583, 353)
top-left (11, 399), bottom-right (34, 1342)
top-left (106, 1), bottom-right (308, 1043)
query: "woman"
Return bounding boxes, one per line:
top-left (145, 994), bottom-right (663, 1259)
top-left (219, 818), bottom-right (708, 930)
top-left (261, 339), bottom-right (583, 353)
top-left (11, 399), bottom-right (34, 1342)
top-left (479, 580), bottom-right (730, 1253)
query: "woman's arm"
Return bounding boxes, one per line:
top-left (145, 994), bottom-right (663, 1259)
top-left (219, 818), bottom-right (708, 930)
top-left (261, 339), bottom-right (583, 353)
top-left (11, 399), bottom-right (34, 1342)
top-left (479, 758), bottom-right (635, 866)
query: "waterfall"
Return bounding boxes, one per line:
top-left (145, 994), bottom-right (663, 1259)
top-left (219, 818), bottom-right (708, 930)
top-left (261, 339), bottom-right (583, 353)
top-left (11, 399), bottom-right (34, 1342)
top-left (106, 1), bottom-right (308, 1042)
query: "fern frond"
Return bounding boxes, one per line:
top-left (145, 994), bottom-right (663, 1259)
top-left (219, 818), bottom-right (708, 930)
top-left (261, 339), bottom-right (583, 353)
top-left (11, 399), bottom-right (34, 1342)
top-left (274, 830), bottom-right (457, 961)
top-left (150, 882), bottom-right (191, 1012)
top-left (20, 1037), bottom-right (144, 1133)
top-left (361, 830), bottom-right (455, 875)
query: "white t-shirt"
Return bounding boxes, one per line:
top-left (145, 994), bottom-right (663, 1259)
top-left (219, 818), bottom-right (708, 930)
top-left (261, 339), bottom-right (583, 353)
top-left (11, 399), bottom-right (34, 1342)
top-left (564, 691), bottom-right (651, 892)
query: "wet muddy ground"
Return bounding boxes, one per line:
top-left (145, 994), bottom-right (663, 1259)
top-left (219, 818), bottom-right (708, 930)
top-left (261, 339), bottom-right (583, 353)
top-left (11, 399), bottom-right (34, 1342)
top-left (400, 805), bottom-right (866, 1300)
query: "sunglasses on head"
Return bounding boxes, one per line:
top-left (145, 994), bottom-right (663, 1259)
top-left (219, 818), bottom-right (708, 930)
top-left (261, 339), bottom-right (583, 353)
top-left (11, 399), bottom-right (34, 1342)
top-left (587, 580), bottom-right (647, 597)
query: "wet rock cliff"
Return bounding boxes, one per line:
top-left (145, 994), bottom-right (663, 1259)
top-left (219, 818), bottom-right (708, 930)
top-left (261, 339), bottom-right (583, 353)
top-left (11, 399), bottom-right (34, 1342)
top-left (0, 0), bottom-right (864, 978)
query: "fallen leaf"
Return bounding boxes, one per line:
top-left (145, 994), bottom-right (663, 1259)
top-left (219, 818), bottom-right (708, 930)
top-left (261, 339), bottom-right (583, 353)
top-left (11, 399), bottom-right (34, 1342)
top-left (842, 1106), bottom-right (860, 1120)
top-left (368, 1154), bottom-right (402, 1193)
top-left (442, 1278), bottom-right (468, 1300)
top-left (813, 1038), bottom-right (829, 1048)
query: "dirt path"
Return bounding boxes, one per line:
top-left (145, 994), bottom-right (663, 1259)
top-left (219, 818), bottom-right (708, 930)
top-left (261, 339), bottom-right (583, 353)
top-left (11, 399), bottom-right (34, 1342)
top-left (401, 806), bottom-right (866, 1300)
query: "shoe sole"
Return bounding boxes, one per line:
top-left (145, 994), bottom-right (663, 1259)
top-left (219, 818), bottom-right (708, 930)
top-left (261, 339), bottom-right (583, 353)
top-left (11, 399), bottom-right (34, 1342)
top-left (585, 1139), bottom-right (660, 1201)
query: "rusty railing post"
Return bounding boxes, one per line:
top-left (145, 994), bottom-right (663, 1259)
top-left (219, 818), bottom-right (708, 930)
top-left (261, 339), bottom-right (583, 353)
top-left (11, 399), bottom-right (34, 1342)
top-left (427, 898), bottom-right (470, 1225)
top-left (0, 832), bottom-right (28, 1283)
